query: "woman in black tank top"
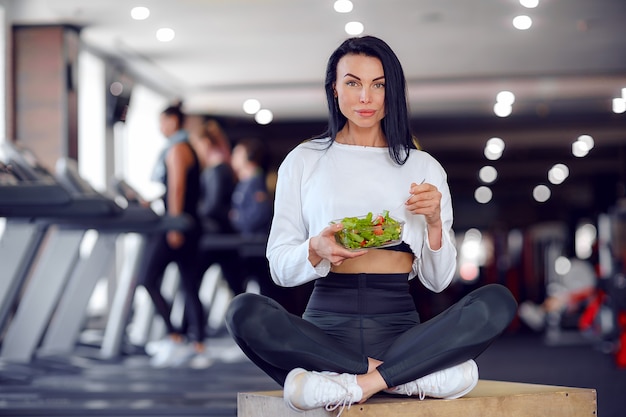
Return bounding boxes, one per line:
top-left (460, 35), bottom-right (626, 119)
top-left (135, 104), bottom-right (206, 368)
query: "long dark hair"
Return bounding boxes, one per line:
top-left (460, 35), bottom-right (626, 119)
top-left (315, 36), bottom-right (418, 165)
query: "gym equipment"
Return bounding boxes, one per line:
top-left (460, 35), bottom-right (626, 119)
top-left (0, 142), bottom-right (189, 363)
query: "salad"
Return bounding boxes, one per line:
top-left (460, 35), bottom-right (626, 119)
top-left (333, 210), bottom-right (404, 249)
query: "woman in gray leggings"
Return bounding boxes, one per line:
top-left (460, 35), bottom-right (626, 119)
top-left (226, 35), bottom-right (517, 415)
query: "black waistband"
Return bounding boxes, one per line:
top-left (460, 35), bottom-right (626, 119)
top-left (306, 272), bottom-right (415, 315)
top-left (378, 241), bottom-right (413, 253)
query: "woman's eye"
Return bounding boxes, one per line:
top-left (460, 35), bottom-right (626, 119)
top-left (346, 80), bottom-right (358, 87)
top-left (374, 82), bottom-right (385, 89)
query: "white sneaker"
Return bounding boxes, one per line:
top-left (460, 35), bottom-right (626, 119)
top-left (188, 353), bottom-right (214, 369)
top-left (385, 359), bottom-right (479, 400)
top-left (284, 368), bottom-right (363, 416)
top-left (145, 337), bottom-right (173, 357)
top-left (169, 343), bottom-right (197, 368)
top-left (150, 341), bottom-right (195, 368)
top-left (149, 339), bottom-right (179, 368)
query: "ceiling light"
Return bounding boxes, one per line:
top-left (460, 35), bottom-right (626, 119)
top-left (577, 134), bottom-right (594, 150)
top-left (572, 140), bottom-right (589, 157)
top-left (130, 6), bottom-right (150, 20)
top-left (484, 149), bottom-right (503, 161)
top-left (548, 163), bottom-right (569, 185)
top-left (533, 184), bottom-right (551, 203)
top-left (345, 21), bottom-right (364, 35)
top-left (494, 102), bottom-right (512, 117)
top-left (479, 166), bottom-right (498, 184)
top-left (513, 15), bottom-right (533, 30)
top-left (474, 186), bottom-right (493, 204)
top-left (622, 87), bottom-right (626, 99)
top-left (156, 28), bottom-right (175, 42)
top-left (334, 0), bottom-right (353, 13)
top-left (496, 90), bottom-right (515, 105)
top-left (255, 109), bottom-right (273, 125)
top-left (519, 0), bottom-right (539, 8)
top-left (485, 137), bottom-right (505, 155)
top-left (613, 98), bottom-right (626, 114)
top-left (243, 99), bottom-right (261, 114)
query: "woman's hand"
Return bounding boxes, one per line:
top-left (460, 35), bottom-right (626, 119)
top-left (406, 181), bottom-right (441, 225)
top-left (308, 223), bottom-right (367, 267)
top-left (406, 181), bottom-right (443, 249)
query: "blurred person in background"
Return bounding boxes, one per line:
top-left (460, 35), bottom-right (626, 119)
top-left (215, 137), bottom-right (275, 297)
top-left (137, 103), bottom-right (209, 368)
top-left (189, 119), bottom-right (246, 304)
top-left (518, 257), bottom-right (597, 333)
top-left (229, 137), bottom-right (273, 235)
top-left (189, 119), bottom-right (236, 233)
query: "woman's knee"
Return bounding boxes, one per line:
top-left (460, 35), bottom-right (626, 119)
top-left (226, 293), bottom-right (257, 324)
top-left (485, 284), bottom-right (517, 312)
top-left (473, 284), bottom-right (518, 328)
top-left (225, 293), bottom-right (278, 335)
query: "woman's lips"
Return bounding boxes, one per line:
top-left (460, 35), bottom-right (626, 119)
top-left (356, 109), bottom-right (376, 117)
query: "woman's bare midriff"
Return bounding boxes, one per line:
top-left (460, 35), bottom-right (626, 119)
top-left (330, 249), bottom-right (414, 274)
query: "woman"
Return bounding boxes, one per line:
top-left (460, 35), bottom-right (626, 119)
top-left (189, 119), bottom-right (236, 233)
top-left (137, 104), bottom-right (207, 368)
top-left (225, 36), bottom-right (517, 415)
top-left (229, 137), bottom-right (273, 235)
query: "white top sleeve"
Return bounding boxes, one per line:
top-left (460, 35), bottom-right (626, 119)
top-left (266, 139), bottom-right (457, 291)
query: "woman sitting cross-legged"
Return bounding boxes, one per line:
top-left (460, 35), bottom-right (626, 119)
top-left (225, 35), bottom-right (517, 416)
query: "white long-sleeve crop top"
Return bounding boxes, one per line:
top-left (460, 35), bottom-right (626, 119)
top-left (266, 138), bottom-right (457, 292)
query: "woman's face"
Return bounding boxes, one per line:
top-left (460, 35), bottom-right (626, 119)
top-left (159, 113), bottom-right (178, 138)
top-left (334, 53), bottom-right (386, 129)
top-left (231, 144), bottom-right (247, 177)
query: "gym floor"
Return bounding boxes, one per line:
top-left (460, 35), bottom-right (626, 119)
top-left (0, 332), bottom-right (624, 417)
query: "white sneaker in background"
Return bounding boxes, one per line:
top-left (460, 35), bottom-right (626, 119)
top-left (149, 340), bottom-right (194, 368)
top-left (188, 353), bottom-right (214, 369)
top-left (145, 338), bottom-right (173, 357)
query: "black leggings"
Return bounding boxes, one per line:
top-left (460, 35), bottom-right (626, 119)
top-left (225, 275), bottom-right (517, 388)
top-left (136, 231), bottom-right (205, 343)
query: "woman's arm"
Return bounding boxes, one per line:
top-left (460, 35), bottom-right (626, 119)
top-left (265, 152), bottom-right (319, 287)
top-left (165, 143), bottom-right (193, 248)
top-left (405, 162), bottom-right (457, 293)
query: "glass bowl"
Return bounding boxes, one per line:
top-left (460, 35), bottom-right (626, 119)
top-left (332, 212), bottom-right (404, 250)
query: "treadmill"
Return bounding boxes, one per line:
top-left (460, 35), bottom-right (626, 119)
top-left (0, 142), bottom-right (77, 337)
top-left (0, 142), bottom-right (190, 363)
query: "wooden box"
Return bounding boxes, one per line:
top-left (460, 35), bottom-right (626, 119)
top-left (237, 380), bottom-right (597, 417)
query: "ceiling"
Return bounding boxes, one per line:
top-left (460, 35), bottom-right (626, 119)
top-left (9, 0), bottom-right (626, 122)
top-left (8, 0), bottom-right (626, 229)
